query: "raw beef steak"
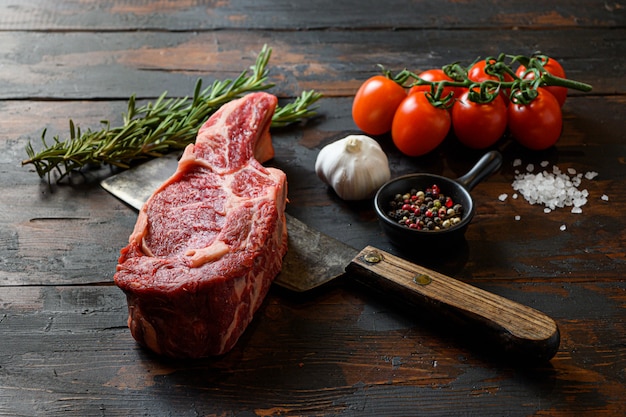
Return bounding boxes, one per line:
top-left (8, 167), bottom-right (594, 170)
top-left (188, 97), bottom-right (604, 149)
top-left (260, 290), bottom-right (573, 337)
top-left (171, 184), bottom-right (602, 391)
top-left (114, 92), bottom-right (288, 358)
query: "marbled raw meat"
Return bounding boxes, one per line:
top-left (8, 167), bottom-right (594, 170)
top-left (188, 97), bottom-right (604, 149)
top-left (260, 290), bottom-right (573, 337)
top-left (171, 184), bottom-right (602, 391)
top-left (114, 92), bottom-right (287, 358)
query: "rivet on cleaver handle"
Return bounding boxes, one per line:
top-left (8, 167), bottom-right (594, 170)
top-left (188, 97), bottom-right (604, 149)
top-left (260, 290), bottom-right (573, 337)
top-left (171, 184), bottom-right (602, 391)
top-left (347, 246), bottom-right (560, 362)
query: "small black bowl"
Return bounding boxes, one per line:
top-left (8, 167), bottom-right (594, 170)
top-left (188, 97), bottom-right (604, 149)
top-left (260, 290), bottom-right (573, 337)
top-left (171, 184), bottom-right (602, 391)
top-left (374, 151), bottom-right (502, 248)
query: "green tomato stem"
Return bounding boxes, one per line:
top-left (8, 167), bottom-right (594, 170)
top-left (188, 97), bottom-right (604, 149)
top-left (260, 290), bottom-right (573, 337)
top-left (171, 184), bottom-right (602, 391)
top-left (386, 53), bottom-right (593, 107)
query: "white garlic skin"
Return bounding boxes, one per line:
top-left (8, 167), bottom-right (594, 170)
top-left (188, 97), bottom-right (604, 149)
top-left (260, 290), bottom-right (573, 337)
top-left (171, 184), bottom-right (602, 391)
top-left (315, 134), bottom-right (391, 201)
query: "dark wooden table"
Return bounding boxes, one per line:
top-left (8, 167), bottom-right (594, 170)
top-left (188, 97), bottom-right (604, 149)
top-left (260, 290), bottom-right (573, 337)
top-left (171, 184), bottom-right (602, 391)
top-left (2, 1), bottom-right (625, 415)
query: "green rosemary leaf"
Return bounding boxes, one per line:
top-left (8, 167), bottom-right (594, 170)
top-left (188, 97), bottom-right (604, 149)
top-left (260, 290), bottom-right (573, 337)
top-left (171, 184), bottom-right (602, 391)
top-left (271, 90), bottom-right (323, 128)
top-left (21, 45), bottom-right (322, 183)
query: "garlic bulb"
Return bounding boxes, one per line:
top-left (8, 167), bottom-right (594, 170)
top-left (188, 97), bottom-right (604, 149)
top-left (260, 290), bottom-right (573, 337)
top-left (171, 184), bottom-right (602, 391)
top-left (315, 134), bottom-right (391, 200)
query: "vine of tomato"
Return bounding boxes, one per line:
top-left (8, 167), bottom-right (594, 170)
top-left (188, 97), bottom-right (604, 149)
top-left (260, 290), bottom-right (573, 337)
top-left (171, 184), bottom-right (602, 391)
top-left (408, 69), bottom-right (462, 100)
top-left (516, 57), bottom-right (567, 107)
top-left (352, 75), bottom-right (407, 135)
top-left (391, 91), bottom-right (451, 157)
top-left (508, 88), bottom-right (563, 150)
top-left (452, 90), bottom-right (507, 149)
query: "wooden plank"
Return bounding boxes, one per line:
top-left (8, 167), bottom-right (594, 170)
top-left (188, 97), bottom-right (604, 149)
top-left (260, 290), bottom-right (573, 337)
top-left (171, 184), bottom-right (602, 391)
top-left (2, 93), bottom-right (625, 286)
top-left (0, 1), bottom-right (625, 415)
top-left (0, 29), bottom-right (623, 100)
top-left (0, 0), bottom-right (622, 31)
top-left (0, 285), bottom-right (624, 416)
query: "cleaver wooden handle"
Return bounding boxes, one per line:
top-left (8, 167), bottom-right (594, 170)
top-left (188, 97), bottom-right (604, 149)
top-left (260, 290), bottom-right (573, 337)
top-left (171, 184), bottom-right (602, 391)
top-left (346, 246), bottom-right (560, 363)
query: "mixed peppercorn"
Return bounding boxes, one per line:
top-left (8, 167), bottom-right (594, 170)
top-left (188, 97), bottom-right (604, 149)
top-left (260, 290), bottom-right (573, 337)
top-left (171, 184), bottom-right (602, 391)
top-left (386, 184), bottom-right (464, 231)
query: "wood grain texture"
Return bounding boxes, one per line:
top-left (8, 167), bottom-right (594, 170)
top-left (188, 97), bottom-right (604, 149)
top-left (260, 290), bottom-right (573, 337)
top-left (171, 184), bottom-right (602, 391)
top-left (1, 0), bottom-right (623, 31)
top-left (1, 0), bottom-right (625, 415)
top-left (0, 29), bottom-right (624, 100)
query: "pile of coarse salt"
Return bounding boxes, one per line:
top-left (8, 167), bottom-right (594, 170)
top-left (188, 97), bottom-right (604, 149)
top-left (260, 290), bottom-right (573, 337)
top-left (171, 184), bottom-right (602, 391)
top-left (500, 159), bottom-right (600, 215)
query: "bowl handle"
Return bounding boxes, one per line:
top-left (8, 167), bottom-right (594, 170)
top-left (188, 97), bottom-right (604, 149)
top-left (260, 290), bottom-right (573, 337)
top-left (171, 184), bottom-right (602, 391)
top-left (455, 150), bottom-right (503, 191)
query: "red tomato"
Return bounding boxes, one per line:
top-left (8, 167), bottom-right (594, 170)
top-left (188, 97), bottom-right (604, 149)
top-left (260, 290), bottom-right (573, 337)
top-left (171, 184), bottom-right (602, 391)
top-left (516, 57), bottom-right (567, 107)
top-left (508, 89), bottom-right (563, 150)
top-left (391, 92), bottom-right (451, 156)
top-left (408, 69), bottom-right (460, 100)
top-left (468, 60), bottom-right (514, 83)
top-left (352, 75), bottom-right (407, 135)
top-left (468, 60), bottom-right (513, 104)
top-left (452, 90), bottom-right (508, 149)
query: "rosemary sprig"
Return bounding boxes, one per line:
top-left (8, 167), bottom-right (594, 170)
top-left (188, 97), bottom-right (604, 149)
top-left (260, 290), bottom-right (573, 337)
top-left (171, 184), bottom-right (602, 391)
top-left (271, 89), bottom-right (323, 128)
top-left (22, 45), bottom-right (322, 182)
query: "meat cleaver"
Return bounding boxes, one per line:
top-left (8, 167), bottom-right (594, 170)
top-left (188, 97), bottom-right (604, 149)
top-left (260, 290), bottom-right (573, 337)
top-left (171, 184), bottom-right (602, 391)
top-left (101, 154), bottom-right (560, 362)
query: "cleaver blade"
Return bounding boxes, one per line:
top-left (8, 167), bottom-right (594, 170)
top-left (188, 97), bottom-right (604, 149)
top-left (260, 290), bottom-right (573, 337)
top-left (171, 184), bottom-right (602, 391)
top-left (101, 154), bottom-right (560, 362)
